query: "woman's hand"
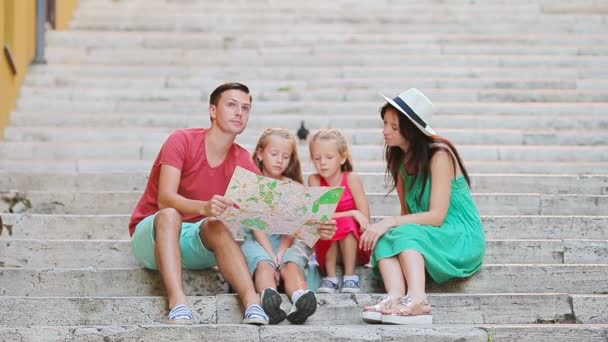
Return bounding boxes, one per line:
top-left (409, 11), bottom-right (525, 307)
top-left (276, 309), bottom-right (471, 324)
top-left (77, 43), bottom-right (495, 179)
top-left (359, 218), bottom-right (393, 252)
top-left (353, 211), bottom-right (370, 231)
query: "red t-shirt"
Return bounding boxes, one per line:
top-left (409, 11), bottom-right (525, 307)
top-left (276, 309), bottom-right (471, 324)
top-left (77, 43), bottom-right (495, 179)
top-left (129, 128), bottom-right (260, 236)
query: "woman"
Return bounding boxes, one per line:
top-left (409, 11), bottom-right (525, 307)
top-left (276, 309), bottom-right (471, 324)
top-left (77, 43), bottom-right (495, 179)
top-left (360, 88), bottom-right (486, 325)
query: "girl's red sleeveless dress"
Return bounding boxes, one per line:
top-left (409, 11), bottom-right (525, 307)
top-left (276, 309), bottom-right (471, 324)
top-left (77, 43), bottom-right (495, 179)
top-left (314, 172), bottom-right (371, 274)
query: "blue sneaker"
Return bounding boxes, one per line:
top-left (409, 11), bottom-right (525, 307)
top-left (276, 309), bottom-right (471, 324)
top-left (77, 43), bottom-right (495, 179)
top-left (341, 277), bottom-right (361, 293)
top-left (316, 278), bottom-right (339, 293)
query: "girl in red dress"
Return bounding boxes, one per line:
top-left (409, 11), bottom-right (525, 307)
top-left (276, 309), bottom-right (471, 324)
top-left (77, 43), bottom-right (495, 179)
top-left (308, 129), bottom-right (371, 293)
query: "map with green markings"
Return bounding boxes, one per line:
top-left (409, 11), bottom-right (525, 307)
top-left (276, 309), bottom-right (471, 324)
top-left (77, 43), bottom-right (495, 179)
top-left (219, 166), bottom-right (344, 247)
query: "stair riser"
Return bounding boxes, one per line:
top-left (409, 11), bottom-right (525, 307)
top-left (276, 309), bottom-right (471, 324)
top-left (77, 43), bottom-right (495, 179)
top-left (2, 191), bottom-right (606, 215)
top-left (1, 266), bottom-right (606, 296)
top-left (1, 294), bottom-right (600, 326)
top-left (2, 214), bottom-right (606, 241)
top-left (3, 239), bottom-right (604, 268)
top-left (3, 172), bottom-right (607, 194)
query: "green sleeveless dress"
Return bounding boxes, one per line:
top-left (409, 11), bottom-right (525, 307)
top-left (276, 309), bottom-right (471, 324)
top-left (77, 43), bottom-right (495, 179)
top-left (372, 166), bottom-right (486, 284)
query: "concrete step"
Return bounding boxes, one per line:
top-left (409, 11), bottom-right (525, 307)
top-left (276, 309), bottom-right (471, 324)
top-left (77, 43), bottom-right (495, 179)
top-left (72, 3), bottom-right (544, 11)
top-left (2, 238), bottom-right (605, 268)
top-left (70, 8), bottom-right (575, 15)
top-left (541, 2), bottom-right (608, 14)
top-left (45, 30), bottom-right (608, 49)
top-left (77, 5), bottom-right (545, 12)
top-left (2, 171), bottom-right (606, 194)
top-left (70, 10), bottom-right (606, 20)
top-left (5, 126), bottom-right (608, 146)
top-left (14, 99), bottom-right (608, 116)
top-left (1, 264), bottom-right (606, 296)
top-left (67, 19), bottom-right (608, 34)
top-left (1, 142), bottom-right (607, 162)
top-left (71, 4), bottom-right (545, 14)
top-left (2, 214), bottom-right (606, 241)
top-left (67, 7), bottom-right (606, 16)
top-left (9, 112), bottom-right (608, 131)
top-left (0, 325), bottom-right (484, 342)
top-left (76, 0), bottom-right (608, 7)
top-left (2, 159), bottom-right (608, 174)
top-left (72, 9), bottom-right (602, 20)
top-left (28, 63), bottom-right (608, 79)
top-left (1, 190), bottom-right (607, 216)
top-left (2, 324), bottom-right (608, 342)
top-left (43, 45), bottom-right (608, 58)
top-left (43, 53), bottom-right (608, 68)
top-left (0, 293), bottom-right (604, 326)
top-left (71, 12), bottom-right (605, 25)
top-left (22, 74), bottom-right (608, 91)
top-left (18, 87), bottom-right (608, 103)
top-left (76, 0), bottom-right (608, 11)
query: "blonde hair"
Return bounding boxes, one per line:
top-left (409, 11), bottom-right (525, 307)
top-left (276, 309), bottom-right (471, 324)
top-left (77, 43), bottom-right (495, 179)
top-left (308, 128), bottom-right (354, 172)
top-left (253, 128), bottom-right (304, 184)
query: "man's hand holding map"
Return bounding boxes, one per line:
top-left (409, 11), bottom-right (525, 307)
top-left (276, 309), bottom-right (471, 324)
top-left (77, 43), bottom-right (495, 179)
top-left (218, 166), bottom-right (344, 247)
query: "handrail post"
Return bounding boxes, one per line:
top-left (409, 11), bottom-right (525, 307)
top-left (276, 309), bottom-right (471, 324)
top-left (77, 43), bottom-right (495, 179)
top-left (34, 0), bottom-right (47, 64)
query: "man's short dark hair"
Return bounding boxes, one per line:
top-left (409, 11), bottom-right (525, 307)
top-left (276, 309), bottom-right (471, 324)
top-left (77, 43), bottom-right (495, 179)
top-left (209, 82), bottom-right (252, 106)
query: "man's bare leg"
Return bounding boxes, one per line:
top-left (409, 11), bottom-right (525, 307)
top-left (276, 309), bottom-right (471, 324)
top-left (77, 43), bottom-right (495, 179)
top-left (200, 218), bottom-right (259, 307)
top-left (154, 208), bottom-right (187, 310)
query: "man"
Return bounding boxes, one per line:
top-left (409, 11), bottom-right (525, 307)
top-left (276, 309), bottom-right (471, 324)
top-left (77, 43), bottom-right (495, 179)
top-left (129, 82), bottom-right (336, 325)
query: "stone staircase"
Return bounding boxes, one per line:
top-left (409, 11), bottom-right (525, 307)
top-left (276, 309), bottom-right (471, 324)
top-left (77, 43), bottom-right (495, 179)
top-left (1, 0), bottom-right (607, 340)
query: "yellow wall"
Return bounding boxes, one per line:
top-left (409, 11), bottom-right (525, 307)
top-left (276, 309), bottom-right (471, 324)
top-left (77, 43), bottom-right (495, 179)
top-left (0, 2), bottom-right (8, 134)
top-left (0, 0), bottom-right (78, 138)
top-left (55, 0), bottom-right (79, 30)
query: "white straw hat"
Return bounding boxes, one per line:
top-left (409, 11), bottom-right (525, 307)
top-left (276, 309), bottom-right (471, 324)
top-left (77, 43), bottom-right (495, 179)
top-left (379, 88), bottom-right (436, 136)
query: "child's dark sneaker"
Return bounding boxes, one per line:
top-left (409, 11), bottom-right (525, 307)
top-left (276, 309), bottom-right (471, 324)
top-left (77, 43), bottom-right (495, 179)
top-left (287, 290), bottom-right (317, 324)
top-left (261, 288), bottom-right (287, 324)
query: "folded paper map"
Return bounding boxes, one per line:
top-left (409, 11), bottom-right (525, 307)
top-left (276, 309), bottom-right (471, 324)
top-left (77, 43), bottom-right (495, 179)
top-left (218, 166), bottom-right (344, 247)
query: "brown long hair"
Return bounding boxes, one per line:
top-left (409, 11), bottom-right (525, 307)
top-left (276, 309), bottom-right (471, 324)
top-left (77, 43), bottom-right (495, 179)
top-left (253, 128), bottom-right (304, 184)
top-left (381, 103), bottom-right (470, 202)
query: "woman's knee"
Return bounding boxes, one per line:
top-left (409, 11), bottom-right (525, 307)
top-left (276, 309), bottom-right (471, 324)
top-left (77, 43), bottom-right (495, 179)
top-left (400, 249), bottom-right (424, 259)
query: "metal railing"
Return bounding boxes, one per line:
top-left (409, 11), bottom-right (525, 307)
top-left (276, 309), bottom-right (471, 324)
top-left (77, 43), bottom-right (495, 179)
top-left (34, 0), bottom-right (47, 64)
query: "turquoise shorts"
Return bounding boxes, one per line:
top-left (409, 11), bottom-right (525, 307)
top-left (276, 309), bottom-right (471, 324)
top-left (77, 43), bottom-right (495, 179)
top-left (131, 213), bottom-right (217, 270)
top-left (241, 229), bottom-right (321, 290)
top-left (241, 228), bottom-right (312, 273)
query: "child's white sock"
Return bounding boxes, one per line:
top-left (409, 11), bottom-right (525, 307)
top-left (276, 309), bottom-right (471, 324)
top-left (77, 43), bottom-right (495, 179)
top-left (291, 289), bottom-right (309, 303)
top-left (323, 276), bottom-right (339, 284)
top-left (343, 275), bottom-right (359, 281)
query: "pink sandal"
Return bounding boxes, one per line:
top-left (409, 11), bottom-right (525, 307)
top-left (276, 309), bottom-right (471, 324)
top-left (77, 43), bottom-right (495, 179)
top-left (361, 295), bottom-right (397, 324)
top-left (381, 295), bottom-right (433, 325)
